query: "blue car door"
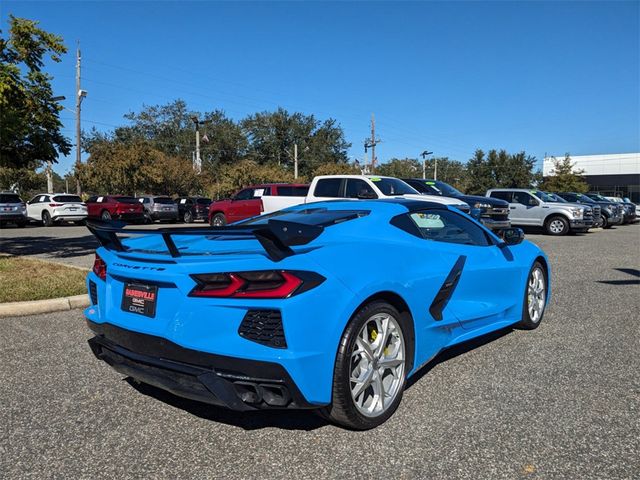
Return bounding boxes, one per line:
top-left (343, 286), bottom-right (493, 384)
top-left (408, 210), bottom-right (522, 331)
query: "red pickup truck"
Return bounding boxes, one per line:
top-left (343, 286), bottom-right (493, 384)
top-left (208, 183), bottom-right (309, 226)
top-left (86, 195), bottom-right (145, 223)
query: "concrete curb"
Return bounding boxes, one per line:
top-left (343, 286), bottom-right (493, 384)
top-left (0, 294), bottom-right (90, 318)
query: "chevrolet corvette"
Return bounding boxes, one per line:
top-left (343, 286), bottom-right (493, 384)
top-left (84, 199), bottom-right (550, 429)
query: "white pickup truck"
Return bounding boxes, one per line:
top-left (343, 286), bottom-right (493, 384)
top-left (261, 175), bottom-right (471, 215)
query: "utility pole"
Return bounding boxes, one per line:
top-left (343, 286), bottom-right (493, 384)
top-left (421, 150), bottom-right (433, 179)
top-left (191, 117), bottom-right (212, 173)
top-left (294, 143), bottom-right (298, 179)
top-left (75, 44), bottom-right (87, 195)
top-left (364, 113), bottom-right (381, 173)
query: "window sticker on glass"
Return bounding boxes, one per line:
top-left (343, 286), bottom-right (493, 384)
top-left (97, 196), bottom-right (104, 202)
top-left (425, 181), bottom-right (436, 185)
top-left (180, 199), bottom-right (187, 204)
top-left (411, 213), bottom-right (444, 228)
top-left (370, 177), bottom-right (381, 181)
top-left (254, 188), bottom-right (265, 198)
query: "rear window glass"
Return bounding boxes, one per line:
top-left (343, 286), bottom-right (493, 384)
top-left (114, 196), bottom-right (138, 204)
top-left (314, 179), bottom-right (342, 197)
top-left (196, 198), bottom-right (211, 205)
top-left (0, 194), bottom-right (22, 203)
top-left (153, 197), bottom-right (175, 204)
top-left (52, 195), bottom-right (82, 203)
top-left (489, 191), bottom-right (512, 202)
top-left (278, 186), bottom-right (309, 196)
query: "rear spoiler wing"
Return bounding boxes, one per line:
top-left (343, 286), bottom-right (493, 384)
top-left (86, 219), bottom-right (324, 262)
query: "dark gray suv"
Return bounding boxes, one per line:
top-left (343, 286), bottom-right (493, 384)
top-left (0, 192), bottom-right (28, 228)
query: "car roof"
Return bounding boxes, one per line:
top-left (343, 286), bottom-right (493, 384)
top-left (487, 188), bottom-right (534, 192)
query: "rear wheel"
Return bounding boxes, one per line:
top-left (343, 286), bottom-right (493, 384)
top-left (518, 261), bottom-right (547, 330)
top-left (321, 301), bottom-right (408, 430)
top-left (210, 213), bottom-right (226, 227)
top-left (544, 215), bottom-right (568, 235)
top-left (100, 210), bottom-right (112, 221)
top-left (42, 210), bottom-right (53, 227)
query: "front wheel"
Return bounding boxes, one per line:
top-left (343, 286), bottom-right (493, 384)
top-left (518, 261), bottom-right (548, 330)
top-left (544, 215), bottom-right (569, 235)
top-left (321, 301), bottom-right (408, 430)
top-left (601, 215), bottom-right (610, 229)
top-left (183, 211), bottom-right (193, 223)
top-left (100, 210), bottom-right (112, 221)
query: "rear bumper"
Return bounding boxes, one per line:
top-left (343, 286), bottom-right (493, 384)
top-left (115, 212), bottom-right (145, 222)
top-left (0, 213), bottom-right (27, 222)
top-left (150, 211), bottom-right (178, 220)
top-left (86, 320), bottom-right (316, 410)
top-left (52, 214), bottom-right (87, 222)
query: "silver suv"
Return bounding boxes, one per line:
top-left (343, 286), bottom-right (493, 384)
top-left (137, 196), bottom-right (179, 223)
top-left (0, 191), bottom-right (28, 228)
top-left (487, 188), bottom-right (593, 235)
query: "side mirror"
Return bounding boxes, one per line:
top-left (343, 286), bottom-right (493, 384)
top-left (357, 191), bottom-right (377, 199)
top-left (497, 227), bottom-right (525, 247)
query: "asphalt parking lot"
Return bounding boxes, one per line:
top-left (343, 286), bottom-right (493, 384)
top-left (1, 224), bottom-right (639, 479)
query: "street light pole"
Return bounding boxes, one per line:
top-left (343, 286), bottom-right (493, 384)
top-left (191, 117), bottom-right (212, 173)
top-left (421, 150), bottom-right (433, 179)
top-left (75, 45), bottom-right (87, 195)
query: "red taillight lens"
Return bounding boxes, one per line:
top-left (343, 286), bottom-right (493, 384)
top-left (189, 270), bottom-right (323, 299)
top-left (49, 203), bottom-right (63, 207)
top-left (93, 253), bottom-right (107, 280)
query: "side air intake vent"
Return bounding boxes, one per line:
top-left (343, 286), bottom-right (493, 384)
top-left (89, 280), bottom-right (98, 305)
top-left (238, 310), bottom-right (286, 349)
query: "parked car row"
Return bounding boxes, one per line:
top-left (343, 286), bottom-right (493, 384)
top-left (2, 180), bottom-right (637, 235)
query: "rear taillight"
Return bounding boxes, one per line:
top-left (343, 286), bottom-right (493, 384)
top-left (189, 270), bottom-right (324, 299)
top-left (93, 253), bottom-right (107, 280)
top-left (49, 203), bottom-right (63, 207)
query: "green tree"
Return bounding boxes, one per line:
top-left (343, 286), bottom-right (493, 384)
top-left (540, 154), bottom-right (588, 193)
top-left (376, 158), bottom-right (421, 178)
top-left (466, 149), bottom-right (539, 194)
top-left (208, 160), bottom-right (295, 199)
top-left (0, 16), bottom-right (71, 168)
top-left (242, 108), bottom-right (351, 177)
top-left (0, 166), bottom-right (46, 194)
top-left (312, 162), bottom-right (361, 177)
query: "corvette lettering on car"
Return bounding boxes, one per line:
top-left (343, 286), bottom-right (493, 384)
top-left (84, 198), bottom-right (550, 430)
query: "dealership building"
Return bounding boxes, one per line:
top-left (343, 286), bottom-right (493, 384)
top-left (543, 152), bottom-right (640, 202)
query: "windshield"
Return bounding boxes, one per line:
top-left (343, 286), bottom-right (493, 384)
top-left (531, 190), bottom-right (556, 202)
top-left (546, 192), bottom-right (567, 203)
top-left (588, 193), bottom-right (607, 201)
top-left (0, 194), bottom-right (22, 203)
top-left (114, 196), bottom-right (138, 204)
top-left (52, 195), bottom-right (82, 203)
top-left (425, 180), bottom-right (463, 197)
top-left (153, 197), bottom-right (175, 204)
top-left (575, 193), bottom-right (595, 203)
top-left (369, 177), bottom-right (417, 196)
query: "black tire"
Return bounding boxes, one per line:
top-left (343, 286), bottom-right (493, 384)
top-left (100, 210), bottom-right (112, 221)
top-left (42, 210), bottom-right (53, 227)
top-left (601, 215), bottom-right (610, 229)
top-left (183, 210), bottom-right (193, 223)
top-left (544, 215), bottom-right (569, 236)
top-left (210, 213), bottom-right (226, 227)
top-left (518, 261), bottom-right (548, 330)
top-left (320, 301), bottom-right (410, 430)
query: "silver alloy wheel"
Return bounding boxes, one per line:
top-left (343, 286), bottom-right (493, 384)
top-left (350, 313), bottom-right (405, 417)
top-left (527, 267), bottom-right (546, 323)
top-left (549, 219), bottom-right (565, 234)
top-left (212, 214), bottom-right (224, 226)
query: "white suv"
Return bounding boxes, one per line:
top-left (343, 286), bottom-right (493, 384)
top-left (26, 193), bottom-right (88, 226)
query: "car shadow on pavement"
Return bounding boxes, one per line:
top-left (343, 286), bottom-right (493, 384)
top-left (125, 378), bottom-right (329, 431)
top-left (124, 328), bottom-right (515, 432)
top-left (597, 268), bottom-right (640, 286)
top-left (406, 327), bottom-right (514, 389)
top-left (0, 235), bottom-right (98, 258)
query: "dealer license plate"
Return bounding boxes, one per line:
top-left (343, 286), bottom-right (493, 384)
top-left (121, 283), bottom-right (158, 318)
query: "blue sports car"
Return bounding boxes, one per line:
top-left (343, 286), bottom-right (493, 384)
top-left (84, 199), bottom-right (550, 429)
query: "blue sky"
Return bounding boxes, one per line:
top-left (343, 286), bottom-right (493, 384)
top-left (3, 1), bottom-right (639, 176)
